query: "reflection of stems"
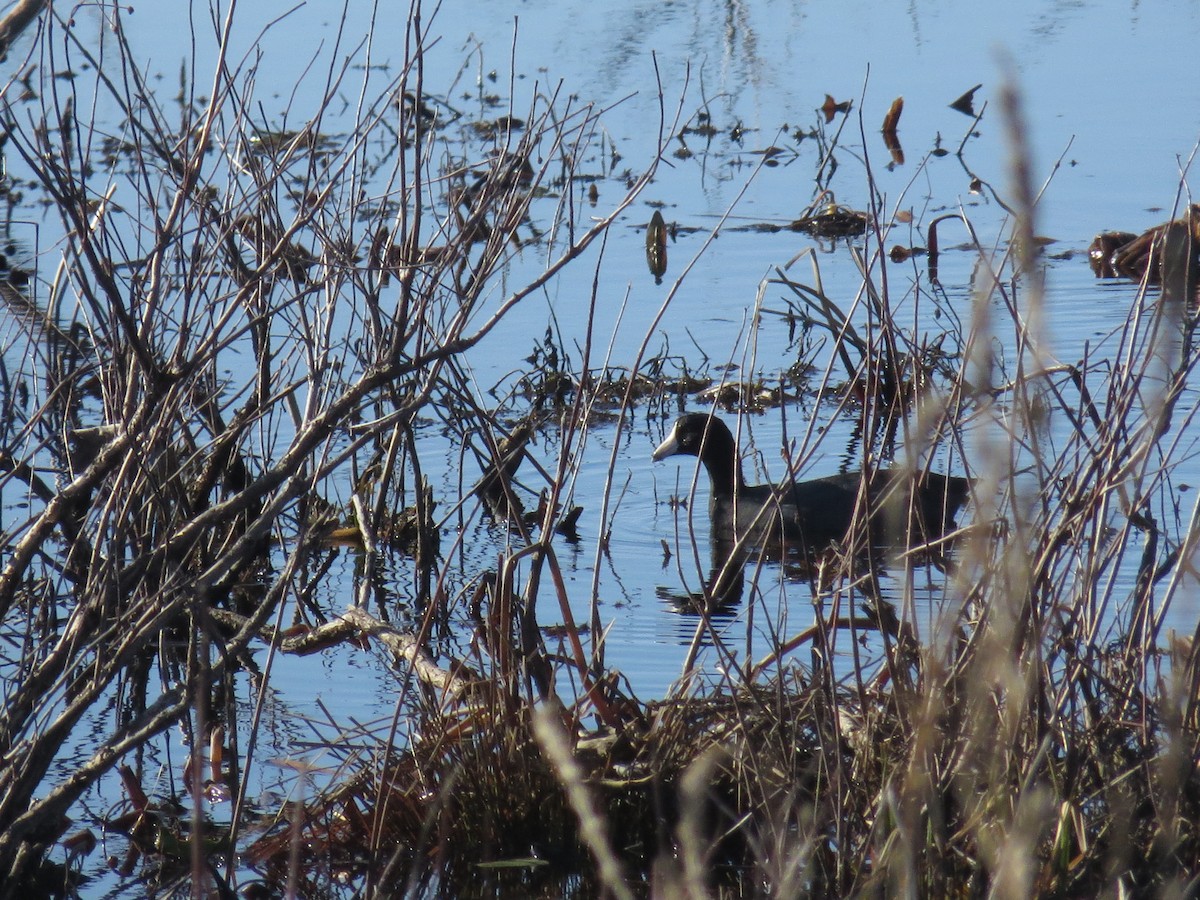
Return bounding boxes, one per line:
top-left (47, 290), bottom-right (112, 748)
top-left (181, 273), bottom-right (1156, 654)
top-left (926, 212), bottom-right (980, 285)
top-left (815, 105), bottom-right (855, 190)
top-left (955, 100), bottom-right (987, 157)
top-left (748, 615), bottom-right (893, 682)
top-left (954, 100), bottom-right (1017, 217)
top-left (772, 258), bottom-right (866, 380)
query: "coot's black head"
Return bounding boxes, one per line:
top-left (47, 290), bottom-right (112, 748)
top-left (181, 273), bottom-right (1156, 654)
top-left (651, 413), bottom-right (754, 511)
top-left (652, 413), bottom-right (736, 463)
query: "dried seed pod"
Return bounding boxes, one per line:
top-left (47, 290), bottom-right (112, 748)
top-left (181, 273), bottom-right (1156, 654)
top-left (646, 209), bottom-right (668, 284)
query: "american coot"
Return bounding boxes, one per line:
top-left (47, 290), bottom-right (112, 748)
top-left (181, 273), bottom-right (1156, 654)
top-left (652, 413), bottom-right (970, 550)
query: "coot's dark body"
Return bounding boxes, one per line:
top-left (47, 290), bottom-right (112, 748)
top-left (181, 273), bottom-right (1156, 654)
top-left (653, 413), bottom-right (970, 549)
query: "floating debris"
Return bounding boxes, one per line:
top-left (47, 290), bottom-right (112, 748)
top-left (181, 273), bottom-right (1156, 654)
top-left (695, 381), bottom-right (794, 412)
top-left (470, 114), bottom-right (526, 139)
top-left (1087, 231), bottom-right (1140, 278)
top-left (791, 204), bottom-right (868, 239)
top-left (949, 83), bottom-right (983, 116)
top-left (522, 490), bottom-right (584, 542)
top-left (684, 111), bottom-right (719, 139)
top-left (322, 502), bottom-right (438, 553)
top-left (888, 244), bottom-right (926, 263)
top-left (472, 420), bottom-right (535, 523)
top-left (246, 127), bottom-right (337, 157)
top-left (820, 94), bottom-right (852, 124)
top-left (646, 209), bottom-right (668, 284)
top-left (881, 97), bottom-right (904, 166)
top-left (1088, 206), bottom-right (1200, 283)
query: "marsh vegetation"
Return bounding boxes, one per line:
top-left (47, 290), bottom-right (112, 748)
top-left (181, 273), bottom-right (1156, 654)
top-left (1, 3), bottom-right (1200, 897)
